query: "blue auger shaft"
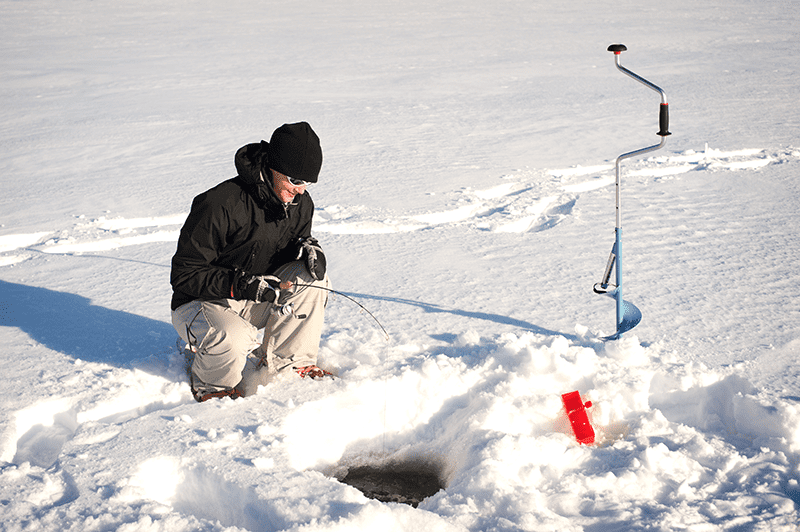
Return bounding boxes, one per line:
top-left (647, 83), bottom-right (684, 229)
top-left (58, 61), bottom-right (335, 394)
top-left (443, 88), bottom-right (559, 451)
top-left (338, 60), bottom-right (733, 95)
top-left (614, 229), bottom-right (623, 335)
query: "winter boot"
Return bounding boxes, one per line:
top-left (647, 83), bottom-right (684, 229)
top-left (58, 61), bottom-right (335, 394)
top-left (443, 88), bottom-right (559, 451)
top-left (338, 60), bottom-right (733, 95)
top-left (294, 365), bottom-right (334, 379)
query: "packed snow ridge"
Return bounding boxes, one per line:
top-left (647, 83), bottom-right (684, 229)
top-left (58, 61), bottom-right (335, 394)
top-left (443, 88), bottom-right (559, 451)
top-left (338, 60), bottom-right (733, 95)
top-left (0, 147), bottom-right (790, 267)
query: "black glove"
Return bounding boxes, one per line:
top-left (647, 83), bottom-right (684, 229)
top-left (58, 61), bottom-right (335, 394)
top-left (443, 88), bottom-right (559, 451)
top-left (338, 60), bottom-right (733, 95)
top-left (232, 270), bottom-right (281, 303)
top-left (296, 237), bottom-right (326, 280)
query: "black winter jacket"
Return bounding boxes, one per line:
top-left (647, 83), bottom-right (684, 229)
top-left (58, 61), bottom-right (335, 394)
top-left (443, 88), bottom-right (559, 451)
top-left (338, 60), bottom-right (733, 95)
top-left (170, 142), bottom-right (316, 310)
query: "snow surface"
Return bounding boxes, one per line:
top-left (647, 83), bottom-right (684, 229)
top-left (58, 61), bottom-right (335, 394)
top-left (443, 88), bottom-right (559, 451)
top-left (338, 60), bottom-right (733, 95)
top-left (1, 0), bottom-right (799, 530)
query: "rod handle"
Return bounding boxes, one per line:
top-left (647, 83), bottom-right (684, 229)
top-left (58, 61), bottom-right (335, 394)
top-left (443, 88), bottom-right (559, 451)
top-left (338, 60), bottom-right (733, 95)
top-left (607, 44), bottom-right (627, 53)
top-left (659, 103), bottom-right (671, 136)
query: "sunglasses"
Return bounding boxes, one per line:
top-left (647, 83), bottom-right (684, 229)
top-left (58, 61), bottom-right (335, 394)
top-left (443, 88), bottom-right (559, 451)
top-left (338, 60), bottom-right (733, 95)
top-left (286, 175), bottom-right (311, 187)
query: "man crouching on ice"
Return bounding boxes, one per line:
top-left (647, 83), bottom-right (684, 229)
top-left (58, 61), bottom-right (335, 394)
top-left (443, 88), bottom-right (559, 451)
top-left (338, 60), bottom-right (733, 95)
top-left (170, 122), bottom-right (332, 402)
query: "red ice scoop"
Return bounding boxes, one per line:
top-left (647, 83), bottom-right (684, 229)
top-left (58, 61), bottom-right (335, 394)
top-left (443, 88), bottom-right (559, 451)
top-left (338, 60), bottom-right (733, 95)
top-left (561, 391), bottom-right (595, 445)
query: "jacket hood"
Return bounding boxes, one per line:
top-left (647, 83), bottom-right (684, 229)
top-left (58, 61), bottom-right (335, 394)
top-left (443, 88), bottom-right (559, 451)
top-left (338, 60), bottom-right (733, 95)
top-left (234, 142), bottom-right (287, 218)
top-left (235, 142), bottom-right (270, 186)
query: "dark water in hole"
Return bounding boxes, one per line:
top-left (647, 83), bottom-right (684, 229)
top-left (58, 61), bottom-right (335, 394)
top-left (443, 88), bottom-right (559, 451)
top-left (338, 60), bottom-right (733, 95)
top-left (340, 465), bottom-right (445, 507)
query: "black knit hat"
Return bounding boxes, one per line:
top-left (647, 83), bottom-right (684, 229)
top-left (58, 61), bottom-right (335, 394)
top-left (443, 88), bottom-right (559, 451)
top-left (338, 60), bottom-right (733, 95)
top-left (267, 122), bottom-right (323, 183)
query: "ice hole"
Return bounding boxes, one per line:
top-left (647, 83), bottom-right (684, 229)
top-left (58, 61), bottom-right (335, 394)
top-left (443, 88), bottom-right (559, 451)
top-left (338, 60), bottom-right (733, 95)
top-left (337, 458), bottom-right (446, 508)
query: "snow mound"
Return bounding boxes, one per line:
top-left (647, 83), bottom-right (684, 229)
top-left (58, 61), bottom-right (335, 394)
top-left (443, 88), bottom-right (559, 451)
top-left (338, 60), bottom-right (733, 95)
top-left (3, 329), bottom-right (799, 530)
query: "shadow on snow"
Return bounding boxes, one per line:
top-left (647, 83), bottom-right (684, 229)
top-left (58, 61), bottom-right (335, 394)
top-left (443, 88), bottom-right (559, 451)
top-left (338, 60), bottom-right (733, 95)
top-left (340, 291), bottom-right (580, 343)
top-left (0, 279), bottom-right (176, 368)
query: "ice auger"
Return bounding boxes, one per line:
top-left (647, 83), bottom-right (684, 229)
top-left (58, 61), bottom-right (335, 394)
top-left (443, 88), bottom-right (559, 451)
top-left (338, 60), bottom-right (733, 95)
top-left (594, 44), bottom-right (670, 340)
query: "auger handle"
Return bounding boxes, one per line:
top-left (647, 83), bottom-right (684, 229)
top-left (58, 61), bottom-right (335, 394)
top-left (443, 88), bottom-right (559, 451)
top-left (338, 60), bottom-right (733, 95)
top-left (659, 103), bottom-right (670, 137)
top-left (607, 44), bottom-right (670, 137)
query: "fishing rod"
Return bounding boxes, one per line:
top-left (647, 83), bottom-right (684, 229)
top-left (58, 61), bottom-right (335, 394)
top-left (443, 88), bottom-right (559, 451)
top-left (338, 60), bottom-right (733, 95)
top-left (280, 281), bottom-right (390, 341)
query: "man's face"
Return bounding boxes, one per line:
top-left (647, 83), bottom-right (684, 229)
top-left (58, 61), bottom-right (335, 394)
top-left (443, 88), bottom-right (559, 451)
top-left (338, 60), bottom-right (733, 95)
top-left (271, 169), bottom-right (308, 203)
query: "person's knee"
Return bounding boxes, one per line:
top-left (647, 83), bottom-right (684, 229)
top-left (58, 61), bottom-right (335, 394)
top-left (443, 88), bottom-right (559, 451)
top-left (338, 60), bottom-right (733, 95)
top-left (192, 319), bottom-right (255, 389)
top-left (277, 260), bottom-right (315, 284)
top-left (172, 300), bottom-right (256, 353)
top-left (200, 318), bottom-right (257, 358)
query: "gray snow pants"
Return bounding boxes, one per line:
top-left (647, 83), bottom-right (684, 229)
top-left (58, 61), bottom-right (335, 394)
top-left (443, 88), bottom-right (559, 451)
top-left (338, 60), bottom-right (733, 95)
top-left (172, 261), bottom-right (330, 396)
